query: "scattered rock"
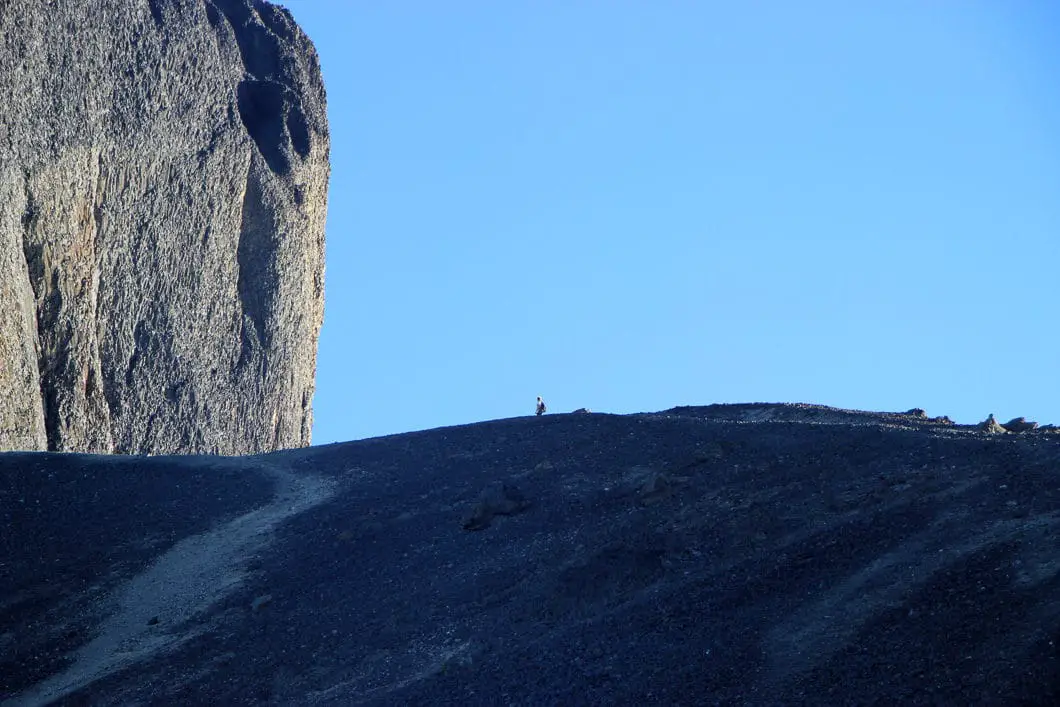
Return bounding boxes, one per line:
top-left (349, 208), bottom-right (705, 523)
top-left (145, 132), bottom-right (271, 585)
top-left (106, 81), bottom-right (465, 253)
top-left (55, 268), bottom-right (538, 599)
top-left (1002, 417), bottom-right (1038, 433)
top-left (932, 416), bottom-right (954, 425)
top-left (671, 445), bottom-right (727, 474)
top-left (639, 472), bottom-right (674, 505)
top-left (904, 408), bottom-right (927, 418)
top-left (251, 594), bottom-right (274, 612)
top-left (691, 443), bottom-right (726, 464)
top-left (462, 482), bottom-right (531, 530)
top-left (978, 414), bottom-right (1007, 434)
top-left (12, 401), bottom-right (1060, 703)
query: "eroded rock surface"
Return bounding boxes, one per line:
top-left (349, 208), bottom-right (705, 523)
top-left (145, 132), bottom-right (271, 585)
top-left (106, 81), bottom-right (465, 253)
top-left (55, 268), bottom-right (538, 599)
top-left (1003, 416), bottom-right (1039, 433)
top-left (0, 0), bottom-right (328, 454)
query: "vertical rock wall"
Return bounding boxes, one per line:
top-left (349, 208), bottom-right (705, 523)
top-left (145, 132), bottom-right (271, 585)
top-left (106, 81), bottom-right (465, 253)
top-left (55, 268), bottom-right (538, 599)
top-left (0, 0), bottom-right (329, 454)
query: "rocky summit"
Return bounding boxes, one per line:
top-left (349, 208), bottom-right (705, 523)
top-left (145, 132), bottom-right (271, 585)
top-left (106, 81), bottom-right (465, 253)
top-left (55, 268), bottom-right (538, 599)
top-left (3, 403), bottom-right (1060, 704)
top-left (0, 0), bottom-right (329, 455)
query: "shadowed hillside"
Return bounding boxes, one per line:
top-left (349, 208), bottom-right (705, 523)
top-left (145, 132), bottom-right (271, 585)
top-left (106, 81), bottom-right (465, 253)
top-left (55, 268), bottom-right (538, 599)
top-left (3, 403), bottom-right (1060, 704)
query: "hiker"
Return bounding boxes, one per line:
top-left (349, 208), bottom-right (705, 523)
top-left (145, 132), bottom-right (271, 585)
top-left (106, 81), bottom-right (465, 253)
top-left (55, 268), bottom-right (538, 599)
top-left (536, 396), bottom-right (547, 416)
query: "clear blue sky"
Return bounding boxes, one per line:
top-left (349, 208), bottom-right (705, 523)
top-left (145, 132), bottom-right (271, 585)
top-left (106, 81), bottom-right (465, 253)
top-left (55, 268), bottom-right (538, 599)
top-left (279, 1), bottom-right (1060, 444)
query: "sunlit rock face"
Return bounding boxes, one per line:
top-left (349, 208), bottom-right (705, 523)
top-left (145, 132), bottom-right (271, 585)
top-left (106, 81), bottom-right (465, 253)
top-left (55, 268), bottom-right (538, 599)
top-left (0, 0), bottom-right (329, 454)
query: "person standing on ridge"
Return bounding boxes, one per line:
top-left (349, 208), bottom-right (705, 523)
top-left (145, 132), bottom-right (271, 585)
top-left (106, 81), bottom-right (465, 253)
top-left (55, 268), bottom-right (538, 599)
top-left (536, 396), bottom-right (547, 416)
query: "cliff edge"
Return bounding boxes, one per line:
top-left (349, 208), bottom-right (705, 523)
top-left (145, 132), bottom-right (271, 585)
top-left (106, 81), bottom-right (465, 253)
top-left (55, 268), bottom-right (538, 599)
top-left (0, 0), bottom-right (329, 454)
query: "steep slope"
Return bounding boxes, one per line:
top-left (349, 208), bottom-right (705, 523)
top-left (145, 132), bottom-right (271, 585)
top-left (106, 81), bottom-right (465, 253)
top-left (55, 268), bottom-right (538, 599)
top-left (0, 0), bottom-right (328, 455)
top-left (3, 404), bottom-right (1060, 704)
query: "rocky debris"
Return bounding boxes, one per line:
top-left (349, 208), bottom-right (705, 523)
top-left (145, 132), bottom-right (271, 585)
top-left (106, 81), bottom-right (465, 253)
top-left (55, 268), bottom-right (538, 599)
top-left (638, 471), bottom-right (676, 505)
top-left (251, 594), bottom-right (274, 612)
top-left (1002, 417), bottom-right (1039, 433)
top-left (978, 414), bottom-right (1007, 434)
top-left (10, 402), bottom-right (1060, 704)
top-left (683, 442), bottom-right (726, 467)
top-left (663, 403), bottom-right (968, 431)
top-left (0, 0), bottom-right (329, 455)
top-left (461, 481), bottom-right (531, 530)
top-left (617, 466), bottom-right (685, 505)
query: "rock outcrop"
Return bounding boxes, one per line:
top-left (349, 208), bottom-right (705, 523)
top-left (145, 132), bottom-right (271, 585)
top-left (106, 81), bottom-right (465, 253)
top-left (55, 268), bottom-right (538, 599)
top-left (1002, 416), bottom-right (1039, 433)
top-left (978, 413), bottom-right (1008, 434)
top-left (0, 0), bottom-right (329, 454)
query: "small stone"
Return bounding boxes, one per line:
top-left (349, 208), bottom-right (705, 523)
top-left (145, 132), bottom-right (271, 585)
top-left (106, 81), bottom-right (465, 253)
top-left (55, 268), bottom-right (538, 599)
top-left (639, 472), bottom-right (674, 505)
top-left (252, 594), bottom-right (274, 611)
top-left (462, 482), bottom-right (531, 530)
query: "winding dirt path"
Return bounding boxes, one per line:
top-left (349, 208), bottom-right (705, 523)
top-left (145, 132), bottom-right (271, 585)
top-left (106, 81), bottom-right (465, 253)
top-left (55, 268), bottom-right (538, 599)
top-left (13, 462), bottom-right (335, 706)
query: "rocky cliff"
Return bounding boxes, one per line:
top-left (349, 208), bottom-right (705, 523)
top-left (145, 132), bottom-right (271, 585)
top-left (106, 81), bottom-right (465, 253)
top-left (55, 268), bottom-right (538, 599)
top-left (0, 0), bottom-right (328, 455)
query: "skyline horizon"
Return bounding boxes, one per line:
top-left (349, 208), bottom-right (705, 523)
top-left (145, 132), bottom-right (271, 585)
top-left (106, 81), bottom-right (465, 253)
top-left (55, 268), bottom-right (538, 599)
top-left (280, 1), bottom-right (1060, 445)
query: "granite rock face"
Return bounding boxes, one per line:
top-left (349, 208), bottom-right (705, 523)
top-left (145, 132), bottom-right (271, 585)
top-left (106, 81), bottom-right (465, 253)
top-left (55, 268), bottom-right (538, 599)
top-left (0, 0), bottom-right (329, 454)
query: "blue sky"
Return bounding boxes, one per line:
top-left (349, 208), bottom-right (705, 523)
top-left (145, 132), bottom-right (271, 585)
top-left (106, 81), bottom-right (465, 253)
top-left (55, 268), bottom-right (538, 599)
top-left (279, 1), bottom-right (1060, 443)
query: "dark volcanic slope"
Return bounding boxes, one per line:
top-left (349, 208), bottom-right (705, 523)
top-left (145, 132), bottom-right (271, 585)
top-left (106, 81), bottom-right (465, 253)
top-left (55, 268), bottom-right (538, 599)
top-left (3, 403), bottom-right (1060, 704)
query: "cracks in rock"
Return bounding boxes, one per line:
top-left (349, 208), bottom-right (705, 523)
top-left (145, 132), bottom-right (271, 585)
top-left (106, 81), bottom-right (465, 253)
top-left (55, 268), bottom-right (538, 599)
top-left (255, 3), bottom-right (297, 45)
top-left (165, 379), bottom-right (188, 404)
top-left (204, 0), bottom-right (222, 30)
top-left (286, 104), bottom-right (310, 159)
top-left (272, 406), bottom-right (282, 450)
top-left (19, 177), bottom-right (56, 449)
top-left (20, 184), bottom-right (42, 301)
top-left (143, 410), bottom-right (161, 451)
top-left (234, 79), bottom-right (313, 177)
top-left (212, 0), bottom-right (314, 176)
top-left (14, 175), bottom-right (46, 448)
top-left (211, 0), bottom-right (282, 80)
top-left (84, 367), bottom-right (99, 400)
top-left (40, 387), bottom-right (62, 451)
top-left (20, 198), bottom-right (38, 243)
top-left (196, 125), bottom-right (226, 168)
top-left (236, 78), bottom-right (291, 176)
top-left (125, 321), bottom-right (149, 388)
top-left (235, 161), bottom-right (276, 379)
top-left (237, 314), bottom-right (264, 377)
top-left (91, 150), bottom-right (112, 450)
top-left (147, 0), bottom-right (165, 31)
